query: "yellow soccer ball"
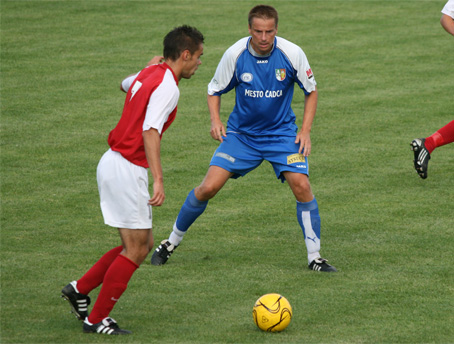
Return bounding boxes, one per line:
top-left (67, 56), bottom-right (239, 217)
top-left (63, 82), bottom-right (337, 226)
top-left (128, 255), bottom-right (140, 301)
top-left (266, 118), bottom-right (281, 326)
top-left (252, 293), bottom-right (293, 332)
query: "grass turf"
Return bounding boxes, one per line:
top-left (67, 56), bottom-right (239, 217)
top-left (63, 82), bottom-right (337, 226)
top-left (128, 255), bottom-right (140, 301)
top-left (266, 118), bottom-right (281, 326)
top-left (1, 0), bottom-right (453, 343)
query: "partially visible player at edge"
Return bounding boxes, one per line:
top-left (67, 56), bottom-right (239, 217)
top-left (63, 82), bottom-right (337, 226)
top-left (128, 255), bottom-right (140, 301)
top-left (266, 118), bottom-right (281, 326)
top-left (411, 121), bottom-right (454, 179)
top-left (152, 5), bottom-right (337, 272)
top-left (440, 0), bottom-right (454, 35)
top-left (61, 25), bottom-right (204, 335)
top-left (411, 0), bottom-right (454, 179)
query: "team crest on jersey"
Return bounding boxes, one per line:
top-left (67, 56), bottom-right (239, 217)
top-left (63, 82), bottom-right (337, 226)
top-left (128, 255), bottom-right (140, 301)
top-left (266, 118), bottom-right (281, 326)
top-left (275, 69), bottom-right (286, 81)
top-left (241, 73), bottom-right (253, 83)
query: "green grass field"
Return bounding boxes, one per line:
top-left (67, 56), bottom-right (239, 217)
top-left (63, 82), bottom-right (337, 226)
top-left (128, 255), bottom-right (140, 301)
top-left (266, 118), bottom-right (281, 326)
top-left (1, 0), bottom-right (453, 343)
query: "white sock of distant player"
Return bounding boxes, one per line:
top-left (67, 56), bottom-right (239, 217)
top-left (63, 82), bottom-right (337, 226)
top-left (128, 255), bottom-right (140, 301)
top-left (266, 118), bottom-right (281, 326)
top-left (296, 198), bottom-right (321, 264)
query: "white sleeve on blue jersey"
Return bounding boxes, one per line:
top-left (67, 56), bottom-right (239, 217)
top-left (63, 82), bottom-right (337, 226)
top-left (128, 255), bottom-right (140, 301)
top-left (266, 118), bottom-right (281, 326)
top-left (275, 37), bottom-right (317, 93)
top-left (442, 0), bottom-right (454, 18)
top-left (207, 37), bottom-right (249, 95)
top-left (208, 37), bottom-right (317, 96)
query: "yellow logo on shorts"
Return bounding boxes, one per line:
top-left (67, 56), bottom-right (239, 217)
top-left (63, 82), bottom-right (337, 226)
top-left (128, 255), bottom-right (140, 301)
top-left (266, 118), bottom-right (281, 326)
top-left (287, 154), bottom-right (305, 164)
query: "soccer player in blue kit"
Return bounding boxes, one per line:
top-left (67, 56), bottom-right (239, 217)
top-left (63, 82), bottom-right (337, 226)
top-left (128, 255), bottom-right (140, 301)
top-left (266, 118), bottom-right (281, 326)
top-left (152, 4), bottom-right (337, 272)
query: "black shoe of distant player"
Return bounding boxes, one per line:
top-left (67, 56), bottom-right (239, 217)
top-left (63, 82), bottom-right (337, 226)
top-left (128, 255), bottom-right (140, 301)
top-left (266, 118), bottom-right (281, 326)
top-left (308, 258), bottom-right (337, 272)
top-left (151, 240), bottom-right (177, 266)
top-left (83, 317), bottom-right (132, 335)
top-left (61, 281), bottom-right (91, 320)
top-left (411, 138), bottom-right (430, 179)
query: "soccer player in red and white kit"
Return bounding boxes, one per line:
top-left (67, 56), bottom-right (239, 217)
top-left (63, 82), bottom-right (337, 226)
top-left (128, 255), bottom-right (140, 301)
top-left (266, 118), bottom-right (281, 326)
top-left (61, 25), bottom-right (204, 335)
top-left (411, 121), bottom-right (454, 179)
top-left (410, 1), bottom-right (454, 179)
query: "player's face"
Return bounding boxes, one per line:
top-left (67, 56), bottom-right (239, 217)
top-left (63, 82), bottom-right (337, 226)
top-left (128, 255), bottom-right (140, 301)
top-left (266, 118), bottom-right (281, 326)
top-left (248, 17), bottom-right (277, 55)
top-left (181, 44), bottom-right (204, 79)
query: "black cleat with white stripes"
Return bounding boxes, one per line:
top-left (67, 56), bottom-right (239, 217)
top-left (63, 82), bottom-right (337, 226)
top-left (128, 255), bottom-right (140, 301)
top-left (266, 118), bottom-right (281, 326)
top-left (151, 240), bottom-right (177, 266)
top-left (411, 138), bottom-right (430, 179)
top-left (308, 258), bottom-right (337, 272)
top-left (61, 281), bottom-right (91, 320)
top-left (83, 317), bottom-right (131, 335)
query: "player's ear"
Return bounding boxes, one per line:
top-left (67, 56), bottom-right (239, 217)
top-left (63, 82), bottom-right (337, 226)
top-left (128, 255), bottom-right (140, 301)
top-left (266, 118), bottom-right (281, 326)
top-left (182, 50), bottom-right (191, 61)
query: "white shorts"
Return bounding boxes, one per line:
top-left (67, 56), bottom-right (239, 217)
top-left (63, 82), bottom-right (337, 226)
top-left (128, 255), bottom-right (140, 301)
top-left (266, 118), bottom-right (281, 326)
top-left (97, 149), bottom-right (152, 229)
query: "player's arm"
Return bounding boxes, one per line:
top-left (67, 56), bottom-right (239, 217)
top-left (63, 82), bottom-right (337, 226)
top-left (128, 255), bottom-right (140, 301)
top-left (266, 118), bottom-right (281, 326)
top-left (143, 128), bottom-right (165, 206)
top-left (206, 41), bottom-right (244, 142)
top-left (120, 56), bottom-right (165, 92)
top-left (295, 87), bottom-right (318, 156)
top-left (146, 55), bottom-right (164, 66)
top-left (441, 14), bottom-right (454, 35)
top-left (121, 73), bottom-right (139, 93)
top-left (289, 42), bottom-right (318, 156)
top-left (207, 94), bottom-right (226, 142)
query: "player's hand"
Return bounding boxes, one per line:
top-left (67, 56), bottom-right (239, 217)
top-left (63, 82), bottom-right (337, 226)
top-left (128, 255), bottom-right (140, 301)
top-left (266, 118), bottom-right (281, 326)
top-left (210, 118), bottom-right (227, 142)
top-left (295, 131), bottom-right (311, 156)
top-left (147, 56), bottom-right (164, 66)
top-left (148, 181), bottom-right (165, 206)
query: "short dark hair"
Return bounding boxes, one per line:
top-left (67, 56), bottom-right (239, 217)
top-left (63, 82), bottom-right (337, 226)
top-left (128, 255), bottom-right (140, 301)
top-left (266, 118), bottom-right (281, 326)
top-left (163, 25), bottom-right (204, 61)
top-left (248, 5), bottom-right (278, 27)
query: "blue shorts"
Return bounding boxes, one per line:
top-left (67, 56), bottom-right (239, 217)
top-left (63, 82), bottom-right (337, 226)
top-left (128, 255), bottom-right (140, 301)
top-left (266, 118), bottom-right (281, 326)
top-left (210, 132), bottom-right (309, 182)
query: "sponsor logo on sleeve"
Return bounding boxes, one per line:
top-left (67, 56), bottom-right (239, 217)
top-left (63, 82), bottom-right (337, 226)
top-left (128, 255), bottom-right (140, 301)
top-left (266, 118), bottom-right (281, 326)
top-left (306, 68), bottom-right (314, 79)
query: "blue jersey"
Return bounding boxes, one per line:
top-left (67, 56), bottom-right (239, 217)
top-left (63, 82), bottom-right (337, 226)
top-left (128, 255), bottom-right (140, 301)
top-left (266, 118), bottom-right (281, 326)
top-left (208, 36), bottom-right (317, 136)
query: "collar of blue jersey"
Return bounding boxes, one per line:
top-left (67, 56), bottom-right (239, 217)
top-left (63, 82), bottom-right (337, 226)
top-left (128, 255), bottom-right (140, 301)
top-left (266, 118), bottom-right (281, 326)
top-left (247, 37), bottom-right (276, 58)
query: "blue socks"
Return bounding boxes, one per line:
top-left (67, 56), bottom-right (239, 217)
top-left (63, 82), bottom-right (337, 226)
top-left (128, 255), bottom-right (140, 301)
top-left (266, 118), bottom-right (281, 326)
top-left (170, 190), bottom-right (322, 264)
top-left (296, 197), bottom-right (321, 264)
top-left (169, 189), bottom-right (208, 246)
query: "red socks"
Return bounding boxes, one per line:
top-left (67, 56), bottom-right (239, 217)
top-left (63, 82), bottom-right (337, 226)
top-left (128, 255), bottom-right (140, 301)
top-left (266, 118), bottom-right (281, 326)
top-left (76, 246), bottom-right (123, 295)
top-left (424, 120), bottom-right (454, 154)
top-left (88, 254), bottom-right (139, 324)
top-left (76, 246), bottom-right (140, 324)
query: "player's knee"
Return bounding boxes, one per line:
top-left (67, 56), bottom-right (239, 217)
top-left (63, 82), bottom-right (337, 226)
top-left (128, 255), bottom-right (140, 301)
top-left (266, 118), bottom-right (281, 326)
top-left (196, 183), bottom-right (219, 200)
top-left (125, 245), bottom-right (151, 265)
top-left (138, 246), bottom-right (151, 264)
top-left (291, 180), bottom-right (313, 200)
